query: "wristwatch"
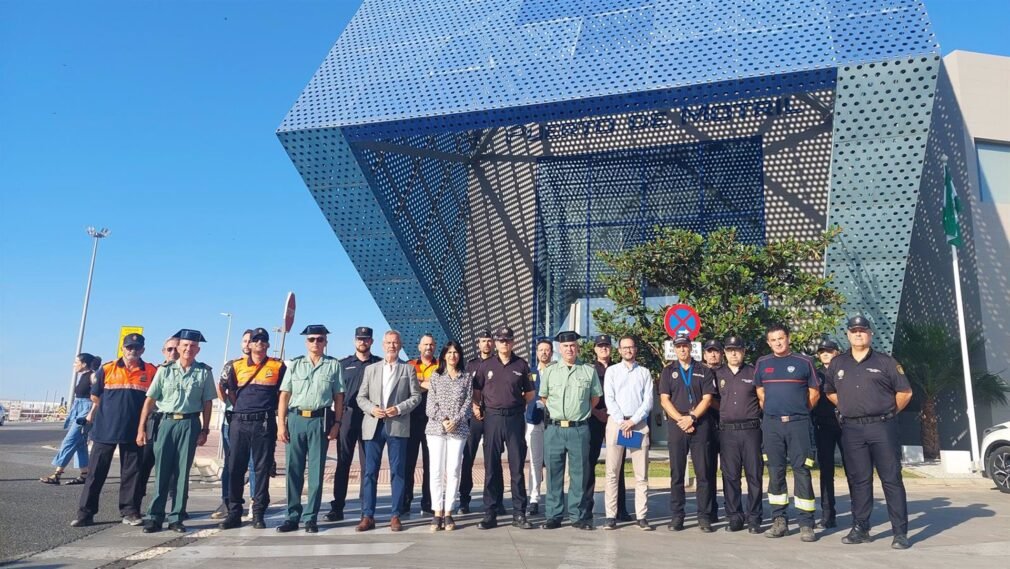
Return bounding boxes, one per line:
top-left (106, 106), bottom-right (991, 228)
top-left (688, 413), bottom-right (698, 424)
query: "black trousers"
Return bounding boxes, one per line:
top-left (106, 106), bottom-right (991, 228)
top-left (77, 441), bottom-right (143, 520)
top-left (483, 411), bottom-right (527, 517)
top-left (666, 417), bottom-right (714, 521)
top-left (330, 407), bottom-right (366, 515)
top-left (842, 418), bottom-right (908, 535)
top-left (402, 406), bottom-right (431, 513)
top-left (460, 415), bottom-right (491, 506)
top-left (813, 415), bottom-right (845, 518)
top-left (583, 417), bottom-right (628, 520)
top-left (763, 417), bottom-right (816, 527)
top-left (227, 415), bottom-right (275, 518)
top-left (707, 410), bottom-right (721, 519)
top-left (719, 426), bottom-right (763, 526)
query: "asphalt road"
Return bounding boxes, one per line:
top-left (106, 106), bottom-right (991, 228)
top-left (0, 423), bottom-right (134, 565)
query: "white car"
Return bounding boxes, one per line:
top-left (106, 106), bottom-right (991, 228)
top-left (981, 421), bottom-right (1010, 493)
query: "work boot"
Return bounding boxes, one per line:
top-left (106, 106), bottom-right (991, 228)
top-left (841, 527), bottom-right (872, 544)
top-left (765, 517), bottom-right (787, 538)
top-left (891, 534), bottom-right (911, 550)
top-left (800, 526), bottom-right (817, 542)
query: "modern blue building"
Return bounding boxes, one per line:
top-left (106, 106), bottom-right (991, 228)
top-left (276, 0), bottom-right (987, 403)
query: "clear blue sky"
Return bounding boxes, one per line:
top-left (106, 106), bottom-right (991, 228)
top-left (0, 0), bottom-right (1006, 402)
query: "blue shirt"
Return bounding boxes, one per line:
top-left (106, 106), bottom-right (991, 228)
top-left (753, 353), bottom-right (819, 417)
top-left (603, 361), bottom-right (654, 425)
top-left (524, 368), bottom-right (546, 425)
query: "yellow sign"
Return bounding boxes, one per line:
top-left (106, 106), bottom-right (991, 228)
top-left (117, 326), bottom-right (144, 358)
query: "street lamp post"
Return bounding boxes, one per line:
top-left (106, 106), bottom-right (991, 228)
top-left (219, 312), bottom-right (233, 373)
top-left (69, 227), bottom-right (109, 405)
top-left (216, 312), bottom-right (233, 460)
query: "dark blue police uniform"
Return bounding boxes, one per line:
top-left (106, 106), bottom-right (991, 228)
top-left (458, 353), bottom-right (495, 513)
top-left (327, 349), bottom-right (381, 520)
top-left (812, 345), bottom-right (844, 527)
top-left (715, 362), bottom-right (763, 531)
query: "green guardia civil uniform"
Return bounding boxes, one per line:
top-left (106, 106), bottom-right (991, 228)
top-left (539, 361), bottom-right (602, 523)
top-left (146, 359), bottom-right (216, 523)
top-left (281, 354), bottom-right (344, 523)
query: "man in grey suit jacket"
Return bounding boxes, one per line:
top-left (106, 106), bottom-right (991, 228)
top-left (355, 329), bottom-right (421, 532)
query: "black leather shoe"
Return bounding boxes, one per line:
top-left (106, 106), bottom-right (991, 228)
top-left (816, 516), bottom-right (836, 529)
top-left (540, 518), bottom-right (562, 530)
top-left (512, 516), bottom-right (534, 529)
top-left (617, 512), bottom-right (634, 522)
top-left (527, 503), bottom-right (539, 516)
top-left (841, 528), bottom-right (872, 545)
top-left (477, 518), bottom-right (497, 530)
top-left (668, 518), bottom-right (685, 531)
top-left (324, 510), bottom-right (343, 522)
top-left (748, 523), bottom-right (762, 534)
top-left (572, 520), bottom-right (594, 530)
top-left (637, 519), bottom-right (653, 531)
top-left (168, 522), bottom-right (187, 533)
top-left (304, 521), bottom-right (318, 534)
top-left (602, 518), bottom-right (617, 530)
top-left (70, 517), bottom-right (94, 528)
top-left (891, 534), bottom-right (911, 550)
top-left (725, 520), bottom-right (745, 532)
top-left (142, 521), bottom-right (162, 533)
top-left (699, 520), bottom-right (715, 533)
top-left (457, 504), bottom-right (470, 515)
top-left (276, 520), bottom-right (299, 533)
top-left (252, 517), bottom-right (267, 529)
top-left (218, 516), bottom-right (242, 530)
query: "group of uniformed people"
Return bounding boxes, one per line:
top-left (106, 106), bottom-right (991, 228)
top-left (66, 315), bottom-right (914, 549)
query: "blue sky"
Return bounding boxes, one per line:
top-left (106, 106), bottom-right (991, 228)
top-left (1, 0), bottom-right (1007, 402)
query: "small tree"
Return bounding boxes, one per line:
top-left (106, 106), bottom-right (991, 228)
top-left (894, 322), bottom-right (1009, 460)
top-left (591, 226), bottom-right (845, 376)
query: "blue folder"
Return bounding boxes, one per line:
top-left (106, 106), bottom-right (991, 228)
top-left (617, 430), bottom-right (644, 449)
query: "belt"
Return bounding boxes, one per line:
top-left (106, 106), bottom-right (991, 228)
top-left (766, 414), bottom-right (809, 423)
top-left (158, 412), bottom-right (200, 420)
top-left (842, 412), bottom-right (895, 424)
top-left (720, 419), bottom-right (762, 431)
top-left (487, 406), bottom-right (523, 416)
top-left (289, 407), bottom-right (326, 418)
top-left (549, 419), bottom-right (588, 428)
top-left (234, 411), bottom-right (274, 421)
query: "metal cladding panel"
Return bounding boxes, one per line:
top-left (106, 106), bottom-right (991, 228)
top-left (824, 55), bottom-right (940, 350)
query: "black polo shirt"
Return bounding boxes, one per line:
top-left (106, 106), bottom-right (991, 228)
top-left (811, 368), bottom-right (839, 420)
top-left (715, 364), bottom-right (760, 422)
top-left (340, 353), bottom-right (382, 408)
top-left (593, 360), bottom-right (610, 414)
top-left (753, 353), bottom-right (818, 416)
top-left (658, 360), bottom-right (716, 415)
top-left (824, 349), bottom-right (912, 418)
top-left (473, 353), bottom-right (533, 410)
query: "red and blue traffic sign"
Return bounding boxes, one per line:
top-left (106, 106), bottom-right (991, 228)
top-left (664, 303), bottom-right (702, 340)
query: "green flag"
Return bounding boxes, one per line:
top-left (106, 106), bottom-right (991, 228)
top-left (943, 165), bottom-right (962, 247)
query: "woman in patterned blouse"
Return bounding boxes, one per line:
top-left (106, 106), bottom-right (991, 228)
top-left (425, 340), bottom-right (473, 531)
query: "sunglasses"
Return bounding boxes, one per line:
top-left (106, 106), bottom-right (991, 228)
top-left (306, 337), bottom-right (327, 343)
top-left (165, 347), bottom-right (178, 353)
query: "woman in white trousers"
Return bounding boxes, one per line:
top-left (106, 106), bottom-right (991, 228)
top-left (425, 340), bottom-right (473, 531)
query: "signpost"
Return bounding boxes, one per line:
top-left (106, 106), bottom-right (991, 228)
top-left (663, 304), bottom-right (703, 362)
top-left (117, 326), bottom-right (144, 359)
top-left (277, 292), bottom-right (296, 360)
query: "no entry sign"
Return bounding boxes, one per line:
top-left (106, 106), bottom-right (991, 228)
top-left (664, 303), bottom-right (701, 340)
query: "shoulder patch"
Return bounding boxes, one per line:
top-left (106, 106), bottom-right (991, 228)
top-left (896, 364), bottom-right (905, 375)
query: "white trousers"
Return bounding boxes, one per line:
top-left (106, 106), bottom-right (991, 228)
top-left (426, 434), bottom-right (466, 514)
top-left (525, 422), bottom-right (545, 503)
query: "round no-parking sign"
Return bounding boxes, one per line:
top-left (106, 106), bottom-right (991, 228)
top-left (664, 303), bottom-right (702, 339)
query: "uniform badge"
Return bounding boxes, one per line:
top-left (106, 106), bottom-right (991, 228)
top-left (787, 366), bottom-right (796, 373)
top-left (720, 379), bottom-right (726, 390)
top-left (265, 371), bottom-right (273, 379)
top-left (672, 371), bottom-right (679, 379)
top-left (837, 370), bottom-right (844, 379)
top-left (896, 364), bottom-right (905, 375)
top-left (488, 370), bottom-right (494, 379)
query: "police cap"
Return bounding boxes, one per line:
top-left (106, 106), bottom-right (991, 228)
top-left (846, 315), bottom-right (872, 331)
top-left (723, 335), bottom-right (746, 349)
top-left (817, 338), bottom-right (840, 352)
top-left (672, 330), bottom-right (692, 346)
top-left (494, 326), bottom-right (515, 341)
top-left (172, 329), bottom-right (207, 343)
top-left (594, 334), bottom-right (612, 346)
top-left (250, 327), bottom-right (270, 342)
top-left (122, 333), bottom-right (145, 348)
top-left (555, 330), bottom-right (581, 343)
top-left (354, 326), bottom-right (373, 339)
top-left (301, 324), bottom-right (330, 336)
top-left (703, 339), bottom-right (723, 351)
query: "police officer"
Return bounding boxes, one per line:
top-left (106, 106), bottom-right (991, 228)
top-left (458, 330), bottom-right (496, 515)
top-left (325, 326), bottom-right (381, 522)
top-left (754, 323), bottom-right (819, 542)
top-left (525, 337), bottom-right (552, 516)
top-left (277, 325), bottom-right (344, 533)
top-left (825, 316), bottom-right (913, 550)
top-left (403, 334), bottom-right (437, 517)
top-left (659, 330), bottom-right (717, 532)
top-left (71, 333), bottom-right (158, 527)
top-left (702, 338), bottom-right (723, 523)
top-left (714, 335), bottom-right (763, 533)
top-left (472, 326), bottom-right (535, 530)
top-left (137, 329), bottom-right (216, 533)
top-left (588, 335), bottom-right (631, 522)
top-left (219, 327), bottom-right (286, 530)
top-left (812, 338), bottom-right (843, 528)
top-left (540, 331), bottom-right (602, 530)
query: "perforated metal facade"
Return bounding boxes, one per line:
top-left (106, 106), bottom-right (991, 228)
top-left (278, 0), bottom-right (976, 357)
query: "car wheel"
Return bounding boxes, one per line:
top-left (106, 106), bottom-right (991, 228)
top-left (986, 445), bottom-right (1010, 494)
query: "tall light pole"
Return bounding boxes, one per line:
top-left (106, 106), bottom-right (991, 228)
top-left (219, 312), bottom-right (233, 373)
top-left (69, 227), bottom-right (109, 405)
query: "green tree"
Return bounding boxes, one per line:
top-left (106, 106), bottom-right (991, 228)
top-left (894, 322), bottom-right (1009, 460)
top-left (590, 226), bottom-right (845, 376)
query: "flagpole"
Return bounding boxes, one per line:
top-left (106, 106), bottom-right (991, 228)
top-left (944, 155), bottom-right (980, 470)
